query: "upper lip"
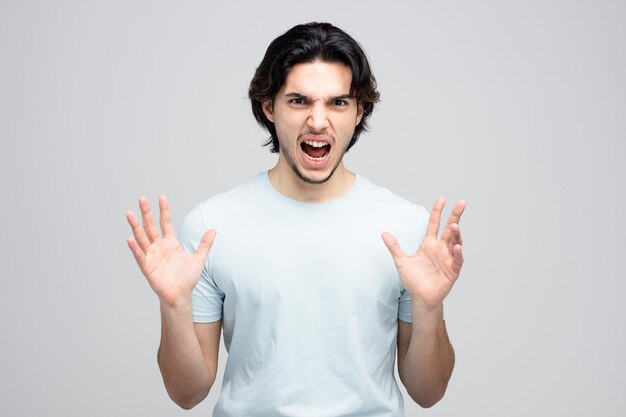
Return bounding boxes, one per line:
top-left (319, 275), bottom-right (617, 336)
top-left (299, 134), bottom-right (331, 147)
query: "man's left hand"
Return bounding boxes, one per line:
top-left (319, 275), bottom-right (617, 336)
top-left (382, 197), bottom-right (466, 311)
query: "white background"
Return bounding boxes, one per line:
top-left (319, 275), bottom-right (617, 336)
top-left (1, 0), bottom-right (624, 415)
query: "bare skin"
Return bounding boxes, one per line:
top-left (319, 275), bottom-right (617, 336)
top-left (262, 61), bottom-right (363, 202)
top-left (383, 197), bottom-right (466, 407)
top-left (126, 196), bottom-right (220, 409)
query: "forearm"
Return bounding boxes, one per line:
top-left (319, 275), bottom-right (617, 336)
top-left (400, 302), bottom-right (454, 408)
top-left (157, 298), bottom-right (215, 409)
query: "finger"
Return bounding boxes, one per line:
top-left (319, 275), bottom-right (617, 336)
top-left (139, 196), bottom-right (161, 243)
top-left (194, 229), bottom-right (217, 264)
top-left (425, 196), bottom-right (446, 238)
top-left (441, 200), bottom-right (466, 243)
top-left (451, 244), bottom-right (464, 275)
top-left (447, 224), bottom-right (463, 254)
top-left (159, 195), bottom-right (175, 237)
top-left (381, 232), bottom-right (406, 262)
top-left (126, 210), bottom-right (151, 252)
top-left (127, 236), bottom-right (147, 268)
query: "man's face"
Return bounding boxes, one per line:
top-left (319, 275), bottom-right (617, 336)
top-left (263, 61), bottom-right (364, 185)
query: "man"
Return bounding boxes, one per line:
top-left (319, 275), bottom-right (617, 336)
top-left (126, 22), bottom-right (465, 416)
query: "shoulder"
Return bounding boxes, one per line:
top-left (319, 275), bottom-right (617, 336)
top-left (187, 173), bottom-right (270, 224)
top-left (196, 173), bottom-right (265, 212)
top-left (356, 175), bottom-right (429, 219)
top-left (354, 176), bottom-right (429, 253)
top-left (179, 173), bottom-right (266, 243)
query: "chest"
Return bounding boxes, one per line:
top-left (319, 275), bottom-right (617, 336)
top-left (209, 209), bottom-right (403, 320)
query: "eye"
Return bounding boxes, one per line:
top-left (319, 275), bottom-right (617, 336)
top-left (288, 98), bottom-right (304, 105)
top-left (333, 99), bottom-right (348, 107)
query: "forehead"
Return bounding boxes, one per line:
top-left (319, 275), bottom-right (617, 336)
top-left (280, 61), bottom-right (353, 97)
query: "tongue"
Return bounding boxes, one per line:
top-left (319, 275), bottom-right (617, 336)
top-left (302, 143), bottom-right (329, 158)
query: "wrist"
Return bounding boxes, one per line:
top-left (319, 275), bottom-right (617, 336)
top-left (411, 298), bottom-right (444, 316)
top-left (159, 293), bottom-right (193, 311)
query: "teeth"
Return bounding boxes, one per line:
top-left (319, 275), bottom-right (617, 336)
top-left (304, 140), bottom-right (327, 148)
top-left (304, 153), bottom-right (327, 162)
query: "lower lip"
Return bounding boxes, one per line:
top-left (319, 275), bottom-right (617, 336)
top-left (299, 146), bottom-right (331, 169)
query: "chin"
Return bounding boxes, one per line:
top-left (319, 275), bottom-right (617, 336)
top-left (295, 169), bottom-right (334, 185)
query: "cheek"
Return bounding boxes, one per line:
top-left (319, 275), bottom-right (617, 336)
top-left (273, 122), bottom-right (298, 149)
top-left (333, 115), bottom-right (359, 135)
top-left (275, 113), bottom-right (304, 137)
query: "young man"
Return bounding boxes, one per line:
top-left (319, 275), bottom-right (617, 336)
top-left (126, 22), bottom-right (465, 416)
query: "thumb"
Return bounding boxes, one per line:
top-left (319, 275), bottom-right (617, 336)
top-left (194, 229), bottom-right (217, 263)
top-left (381, 232), bottom-right (405, 261)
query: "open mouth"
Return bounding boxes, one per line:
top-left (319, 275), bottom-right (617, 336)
top-left (300, 140), bottom-right (331, 161)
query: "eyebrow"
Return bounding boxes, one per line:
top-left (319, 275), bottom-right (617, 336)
top-left (284, 92), bottom-right (355, 101)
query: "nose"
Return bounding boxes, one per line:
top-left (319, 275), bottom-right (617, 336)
top-left (307, 100), bottom-right (329, 131)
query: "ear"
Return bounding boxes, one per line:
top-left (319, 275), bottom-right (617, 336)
top-left (262, 99), bottom-right (274, 123)
top-left (355, 102), bottom-right (364, 126)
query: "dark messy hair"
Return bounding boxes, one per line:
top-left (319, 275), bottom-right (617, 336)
top-left (248, 22), bottom-right (380, 153)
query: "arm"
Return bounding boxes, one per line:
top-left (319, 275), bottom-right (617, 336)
top-left (397, 310), bottom-right (454, 407)
top-left (126, 195), bottom-right (220, 409)
top-left (383, 197), bottom-right (465, 407)
top-left (157, 308), bottom-right (221, 409)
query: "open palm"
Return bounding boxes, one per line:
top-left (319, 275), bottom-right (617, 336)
top-left (383, 197), bottom-right (466, 310)
top-left (126, 196), bottom-right (216, 306)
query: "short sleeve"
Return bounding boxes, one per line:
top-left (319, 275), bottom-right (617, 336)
top-left (398, 289), bottom-right (412, 323)
top-left (178, 205), bottom-right (224, 323)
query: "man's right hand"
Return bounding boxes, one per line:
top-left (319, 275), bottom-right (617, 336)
top-left (125, 195), bottom-right (216, 307)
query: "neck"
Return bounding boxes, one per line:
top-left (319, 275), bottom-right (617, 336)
top-left (268, 157), bottom-right (355, 203)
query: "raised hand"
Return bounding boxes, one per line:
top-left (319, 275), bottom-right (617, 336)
top-left (126, 195), bottom-right (216, 306)
top-left (382, 197), bottom-right (466, 311)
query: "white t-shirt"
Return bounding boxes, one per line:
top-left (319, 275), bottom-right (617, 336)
top-left (179, 172), bottom-right (429, 417)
